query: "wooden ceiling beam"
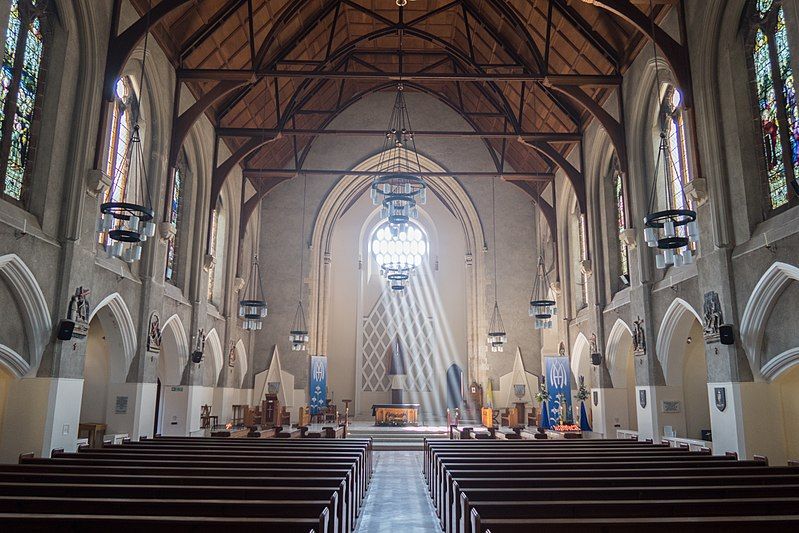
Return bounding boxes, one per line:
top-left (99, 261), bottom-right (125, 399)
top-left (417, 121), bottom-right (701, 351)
top-left (241, 169), bottom-right (554, 181)
top-left (519, 138), bottom-right (586, 214)
top-left (179, 0), bottom-right (247, 61)
top-left (550, 0), bottom-right (621, 69)
top-left (580, 0), bottom-right (693, 107)
top-left (177, 68), bottom-right (621, 85)
top-left (104, 0), bottom-right (193, 101)
top-left (217, 128), bottom-right (581, 143)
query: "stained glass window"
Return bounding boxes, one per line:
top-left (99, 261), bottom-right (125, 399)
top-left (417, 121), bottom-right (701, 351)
top-left (570, 208), bottom-right (588, 310)
top-left (165, 159), bottom-right (184, 282)
top-left (578, 214), bottom-right (588, 306)
top-left (662, 86), bottom-right (692, 211)
top-left (207, 207), bottom-right (218, 301)
top-left (0, 1), bottom-right (48, 204)
top-left (749, 0), bottom-right (798, 211)
top-left (612, 158), bottom-right (629, 281)
top-left (105, 78), bottom-right (134, 204)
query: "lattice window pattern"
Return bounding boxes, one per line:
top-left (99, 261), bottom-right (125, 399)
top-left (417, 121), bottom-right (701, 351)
top-left (361, 294), bottom-right (434, 392)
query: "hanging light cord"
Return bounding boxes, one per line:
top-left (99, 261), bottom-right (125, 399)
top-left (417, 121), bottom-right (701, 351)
top-left (491, 176), bottom-right (498, 303)
top-left (297, 171), bottom-right (308, 304)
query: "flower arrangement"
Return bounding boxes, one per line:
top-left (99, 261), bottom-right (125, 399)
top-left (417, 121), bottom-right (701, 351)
top-left (552, 424), bottom-right (581, 432)
top-left (534, 378), bottom-right (550, 404)
top-left (577, 375), bottom-right (589, 402)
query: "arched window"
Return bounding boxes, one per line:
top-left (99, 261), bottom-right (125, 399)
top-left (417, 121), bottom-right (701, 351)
top-left (0, 0), bottom-right (49, 205)
top-left (661, 85), bottom-right (692, 211)
top-left (748, 0), bottom-right (798, 212)
top-left (165, 153), bottom-right (186, 282)
top-left (569, 204), bottom-right (588, 311)
top-left (371, 222), bottom-right (428, 269)
top-left (612, 157), bottom-right (630, 283)
top-left (207, 199), bottom-right (227, 305)
top-left (104, 77), bottom-right (135, 204)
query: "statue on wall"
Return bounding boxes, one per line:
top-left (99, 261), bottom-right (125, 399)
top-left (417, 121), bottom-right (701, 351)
top-left (68, 286), bottom-right (91, 339)
top-left (703, 291), bottom-right (723, 343)
top-left (146, 312), bottom-right (162, 353)
top-left (228, 342), bottom-right (237, 367)
top-left (632, 316), bottom-right (646, 356)
top-left (191, 329), bottom-right (205, 364)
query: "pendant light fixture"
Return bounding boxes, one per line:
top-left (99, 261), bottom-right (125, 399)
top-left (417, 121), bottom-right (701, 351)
top-left (289, 172), bottom-right (309, 352)
top-left (530, 189), bottom-right (556, 329)
top-left (642, 0), bottom-right (699, 268)
top-left (370, 28), bottom-right (426, 236)
top-left (97, 2), bottom-right (155, 263)
top-left (487, 176), bottom-right (507, 352)
top-left (239, 255), bottom-right (267, 331)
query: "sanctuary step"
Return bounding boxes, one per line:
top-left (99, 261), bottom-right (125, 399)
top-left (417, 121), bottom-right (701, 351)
top-left (347, 424), bottom-right (449, 451)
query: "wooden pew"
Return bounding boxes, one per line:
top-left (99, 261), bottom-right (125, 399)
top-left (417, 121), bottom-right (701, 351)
top-left (69, 447), bottom-right (371, 500)
top-left (0, 496), bottom-right (333, 532)
top-left (0, 513), bottom-right (324, 532)
top-left (427, 440), bottom-right (799, 533)
top-left (468, 497), bottom-right (799, 532)
top-left (456, 483), bottom-right (799, 533)
top-left (7, 437), bottom-right (372, 533)
top-left (29, 453), bottom-right (365, 522)
top-left (0, 484), bottom-right (343, 533)
top-left (14, 446), bottom-right (363, 524)
top-left (475, 513), bottom-right (799, 532)
top-left (0, 466), bottom-right (357, 533)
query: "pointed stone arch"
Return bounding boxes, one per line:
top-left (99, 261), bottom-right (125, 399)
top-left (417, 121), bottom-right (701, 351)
top-left (160, 314), bottom-right (189, 385)
top-left (88, 292), bottom-right (136, 383)
top-left (0, 254), bottom-right (52, 376)
top-left (233, 338), bottom-right (248, 388)
top-left (308, 150), bottom-right (486, 381)
top-left (204, 328), bottom-right (224, 387)
top-left (571, 332), bottom-right (591, 380)
top-left (605, 318), bottom-right (633, 388)
top-left (656, 298), bottom-right (703, 387)
top-left (741, 262), bottom-right (799, 381)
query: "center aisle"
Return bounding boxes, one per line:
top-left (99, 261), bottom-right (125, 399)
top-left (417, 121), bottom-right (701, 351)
top-left (355, 450), bottom-right (441, 532)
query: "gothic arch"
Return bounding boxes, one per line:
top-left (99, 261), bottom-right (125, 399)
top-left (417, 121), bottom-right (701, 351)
top-left (161, 314), bottom-right (189, 385)
top-left (233, 338), bottom-right (248, 388)
top-left (571, 332), bottom-right (591, 380)
top-left (204, 328), bottom-right (224, 387)
top-left (656, 297), bottom-right (703, 386)
top-left (0, 254), bottom-right (52, 376)
top-left (741, 262), bottom-right (799, 381)
top-left (606, 318), bottom-right (634, 388)
top-left (88, 292), bottom-right (137, 383)
top-left (308, 151), bottom-right (486, 380)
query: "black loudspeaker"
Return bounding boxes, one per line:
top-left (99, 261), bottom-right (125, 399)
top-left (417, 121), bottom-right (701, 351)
top-left (191, 350), bottom-right (203, 364)
top-left (591, 352), bottom-right (603, 366)
top-left (719, 324), bottom-right (735, 345)
top-left (56, 320), bottom-right (75, 341)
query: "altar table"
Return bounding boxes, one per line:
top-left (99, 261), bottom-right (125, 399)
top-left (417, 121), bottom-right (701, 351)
top-left (371, 403), bottom-right (420, 426)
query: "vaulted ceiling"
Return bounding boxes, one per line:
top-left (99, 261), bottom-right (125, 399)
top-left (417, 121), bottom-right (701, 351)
top-left (122, 0), bottom-right (673, 208)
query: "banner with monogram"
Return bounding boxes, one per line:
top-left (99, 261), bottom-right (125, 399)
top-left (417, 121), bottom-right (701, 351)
top-left (545, 356), bottom-right (573, 424)
top-left (309, 355), bottom-right (328, 415)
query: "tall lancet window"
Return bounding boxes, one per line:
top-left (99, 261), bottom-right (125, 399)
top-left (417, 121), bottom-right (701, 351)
top-left (748, 0), bottom-right (798, 212)
top-left (165, 154), bottom-right (185, 282)
top-left (0, 0), bottom-right (48, 204)
top-left (207, 198), bottom-right (227, 306)
top-left (662, 86), bottom-right (692, 211)
top-left (569, 202), bottom-right (588, 311)
top-left (612, 157), bottom-right (630, 282)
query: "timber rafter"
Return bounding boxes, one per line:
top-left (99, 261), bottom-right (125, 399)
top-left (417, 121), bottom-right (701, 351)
top-left (115, 0), bottom-right (682, 250)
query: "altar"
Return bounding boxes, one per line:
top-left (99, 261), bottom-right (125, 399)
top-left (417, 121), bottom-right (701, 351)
top-left (371, 404), bottom-right (420, 426)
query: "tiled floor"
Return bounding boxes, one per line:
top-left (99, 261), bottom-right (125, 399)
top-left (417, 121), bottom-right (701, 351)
top-left (355, 451), bottom-right (441, 532)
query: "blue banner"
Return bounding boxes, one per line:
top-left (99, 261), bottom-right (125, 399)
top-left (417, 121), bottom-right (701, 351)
top-left (309, 355), bottom-right (328, 415)
top-left (545, 356), bottom-right (573, 424)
